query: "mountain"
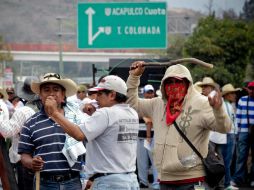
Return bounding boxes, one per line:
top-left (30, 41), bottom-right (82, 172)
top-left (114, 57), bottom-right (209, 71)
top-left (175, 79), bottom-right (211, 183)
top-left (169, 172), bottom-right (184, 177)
top-left (0, 0), bottom-right (203, 44)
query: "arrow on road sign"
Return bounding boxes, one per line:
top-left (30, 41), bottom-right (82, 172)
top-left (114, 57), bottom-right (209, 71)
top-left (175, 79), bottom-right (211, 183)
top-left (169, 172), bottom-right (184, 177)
top-left (85, 7), bottom-right (107, 45)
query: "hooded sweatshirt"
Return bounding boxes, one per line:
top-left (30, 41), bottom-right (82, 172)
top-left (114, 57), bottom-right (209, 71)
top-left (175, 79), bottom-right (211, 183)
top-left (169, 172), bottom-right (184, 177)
top-left (126, 64), bottom-right (231, 181)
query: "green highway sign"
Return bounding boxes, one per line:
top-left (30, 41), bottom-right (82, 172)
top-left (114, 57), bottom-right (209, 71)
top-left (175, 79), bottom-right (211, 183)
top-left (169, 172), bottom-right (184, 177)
top-left (77, 2), bottom-right (167, 49)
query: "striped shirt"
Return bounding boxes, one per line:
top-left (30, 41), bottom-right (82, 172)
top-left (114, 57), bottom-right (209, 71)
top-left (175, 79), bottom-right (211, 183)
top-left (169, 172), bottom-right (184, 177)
top-left (18, 102), bottom-right (84, 173)
top-left (236, 96), bottom-right (254, 133)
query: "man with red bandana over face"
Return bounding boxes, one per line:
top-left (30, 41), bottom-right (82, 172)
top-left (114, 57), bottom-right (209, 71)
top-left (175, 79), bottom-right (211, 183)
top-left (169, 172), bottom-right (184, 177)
top-left (127, 62), bottom-right (231, 190)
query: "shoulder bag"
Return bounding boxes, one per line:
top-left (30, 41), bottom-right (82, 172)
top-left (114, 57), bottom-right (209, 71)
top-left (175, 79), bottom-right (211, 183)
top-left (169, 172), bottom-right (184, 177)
top-left (173, 121), bottom-right (225, 188)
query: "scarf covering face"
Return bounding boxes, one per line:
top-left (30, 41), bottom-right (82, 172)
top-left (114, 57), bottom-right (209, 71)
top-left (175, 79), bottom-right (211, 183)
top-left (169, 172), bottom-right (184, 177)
top-left (165, 81), bottom-right (188, 125)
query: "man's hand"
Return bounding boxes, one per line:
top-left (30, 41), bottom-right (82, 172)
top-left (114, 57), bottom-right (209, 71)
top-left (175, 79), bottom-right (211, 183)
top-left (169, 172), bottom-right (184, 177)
top-left (44, 96), bottom-right (59, 117)
top-left (83, 103), bottom-right (96, 116)
top-left (129, 61), bottom-right (146, 76)
top-left (208, 90), bottom-right (222, 110)
top-left (32, 156), bottom-right (44, 171)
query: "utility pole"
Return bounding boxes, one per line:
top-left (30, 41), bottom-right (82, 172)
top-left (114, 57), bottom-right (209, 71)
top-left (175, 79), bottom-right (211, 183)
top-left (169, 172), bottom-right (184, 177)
top-left (56, 16), bottom-right (75, 76)
top-left (56, 17), bottom-right (64, 76)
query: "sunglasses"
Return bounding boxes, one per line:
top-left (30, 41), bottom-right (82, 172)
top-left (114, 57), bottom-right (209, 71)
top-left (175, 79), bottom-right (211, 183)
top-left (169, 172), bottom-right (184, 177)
top-left (43, 73), bottom-right (61, 80)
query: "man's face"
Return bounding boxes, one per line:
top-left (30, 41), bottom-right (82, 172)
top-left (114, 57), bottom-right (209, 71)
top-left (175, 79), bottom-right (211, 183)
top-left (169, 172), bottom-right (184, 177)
top-left (6, 89), bottom-right (15, 100)
top-left (144, 90), bottom-right (154, 99)
top-left (224, 92), bottom-right (237, 103)
top-left (40, 83), bottom-right (65, 106)
top-left (201, 85), bottom-right (214, 96)
top-left (77, 90), bottom-right (86, 100)
top-left (96, 90), bottom-right (114, 108)
top-left (164, 77), bottom-right (189, 100)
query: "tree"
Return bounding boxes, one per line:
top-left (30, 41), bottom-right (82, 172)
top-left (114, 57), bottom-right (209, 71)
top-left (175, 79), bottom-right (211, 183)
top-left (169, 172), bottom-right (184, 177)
top-left (240, 0), bottom-right (254, 21)
top-left (0, 36), bottom-right (12, 62)
top-left (166, 34), bottom-right (187, 60)
top-left (183, 16), bottom-right (253, 87)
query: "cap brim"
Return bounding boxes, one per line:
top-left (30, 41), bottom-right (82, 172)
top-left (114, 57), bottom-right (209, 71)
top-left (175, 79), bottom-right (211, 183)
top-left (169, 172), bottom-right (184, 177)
top-left (88, 87), bottom-right (99, 92)
top-left (91, 87), bottom-right (106, 92)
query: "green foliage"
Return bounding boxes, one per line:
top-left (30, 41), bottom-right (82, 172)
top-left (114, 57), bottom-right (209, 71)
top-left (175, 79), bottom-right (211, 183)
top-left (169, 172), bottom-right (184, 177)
top-left (183, 16), bottom-right (253, 87)
top-left (166, 35), bottom-right (187, 60)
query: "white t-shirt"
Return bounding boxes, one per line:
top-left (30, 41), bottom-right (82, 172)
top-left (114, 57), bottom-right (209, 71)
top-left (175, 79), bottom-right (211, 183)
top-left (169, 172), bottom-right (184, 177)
top-left (80, 104), bottom-right (139, 175)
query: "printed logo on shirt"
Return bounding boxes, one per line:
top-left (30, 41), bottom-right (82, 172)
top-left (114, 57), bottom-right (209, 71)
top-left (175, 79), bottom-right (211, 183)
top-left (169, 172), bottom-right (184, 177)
top-left (179, 106), bottom-right (198, 141)
top-left (117, 118), bottom-right (139, 142)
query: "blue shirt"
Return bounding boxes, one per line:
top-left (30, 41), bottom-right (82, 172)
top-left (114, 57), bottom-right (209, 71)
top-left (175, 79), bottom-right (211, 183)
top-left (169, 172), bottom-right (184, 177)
top-left (236, 96), bottom-right (254, 133)
top-left (18, 102), bottom-right (84, 173)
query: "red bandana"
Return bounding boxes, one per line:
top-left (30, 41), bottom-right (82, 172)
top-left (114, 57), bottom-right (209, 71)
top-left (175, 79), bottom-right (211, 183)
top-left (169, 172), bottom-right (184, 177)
top-left (165, 83), bottom-right (188, 125)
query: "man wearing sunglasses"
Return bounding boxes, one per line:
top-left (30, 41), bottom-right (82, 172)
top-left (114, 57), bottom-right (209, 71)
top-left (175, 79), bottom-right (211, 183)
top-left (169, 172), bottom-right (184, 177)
top-left (44, 75), bottom-right (140, 190)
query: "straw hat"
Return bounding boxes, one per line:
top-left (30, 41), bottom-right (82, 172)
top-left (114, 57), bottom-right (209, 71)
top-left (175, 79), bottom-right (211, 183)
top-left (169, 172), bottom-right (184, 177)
top-left (221, 83), bottom-right (241, 96)
top-left (31, 73), bottom-right (77, 97)
top-left (198, 77), bottom-right (217, 88)
top-left (194, 81), bottom-right (202, 93)
top-left (0, 87), bottom-right (8, 100)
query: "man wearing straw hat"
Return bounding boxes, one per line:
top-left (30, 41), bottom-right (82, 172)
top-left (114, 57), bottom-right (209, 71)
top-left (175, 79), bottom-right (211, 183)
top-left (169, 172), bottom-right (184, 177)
top-left (220, 83), bottom-right (241, 190)
top-left (199, 76), bottom-right (226, 190)
top-left (197, 77), bottom-right (218, 96)
top-left (43, 75), bottom-right (140, 190)
top-left (18, 73), bottom-right (86, 190)
top-left (126, 62), bottom-right (231, 189)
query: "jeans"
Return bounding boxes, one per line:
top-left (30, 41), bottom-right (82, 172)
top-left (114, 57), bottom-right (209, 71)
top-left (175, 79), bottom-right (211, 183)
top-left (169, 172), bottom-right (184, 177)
top-left (137, 138), bottom-right (159, 189)
top-left (232, 132), bottom-right (254, 184)
top-left (221, 134), bottom-right (236, 188)
top-left (35, 176), bottom-right (81, 190)
top-left (91, 172), bottom-right (139, 190)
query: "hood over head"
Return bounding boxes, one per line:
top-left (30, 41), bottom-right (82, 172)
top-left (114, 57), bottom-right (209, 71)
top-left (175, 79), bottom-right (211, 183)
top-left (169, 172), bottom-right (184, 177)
top-left (160, 64), bottom-right (192, 101)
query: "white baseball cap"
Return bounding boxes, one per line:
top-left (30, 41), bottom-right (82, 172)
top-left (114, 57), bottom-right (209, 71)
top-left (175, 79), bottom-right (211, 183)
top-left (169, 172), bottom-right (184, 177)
top-left (93, 75), bottom-right (127, 96)
top-left (144, 84), bottom-right (154, 93)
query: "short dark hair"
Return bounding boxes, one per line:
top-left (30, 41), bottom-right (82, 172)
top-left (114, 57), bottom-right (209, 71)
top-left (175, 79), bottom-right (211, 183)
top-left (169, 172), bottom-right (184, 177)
top-left (98, 89), bottom-right (127, 103)
top-left (115, 92), bottom-right (127, 103)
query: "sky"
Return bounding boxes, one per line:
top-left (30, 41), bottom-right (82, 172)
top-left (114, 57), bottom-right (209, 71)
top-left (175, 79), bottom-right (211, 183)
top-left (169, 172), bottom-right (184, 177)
top-left (151, 0), bottom-right (246, 15)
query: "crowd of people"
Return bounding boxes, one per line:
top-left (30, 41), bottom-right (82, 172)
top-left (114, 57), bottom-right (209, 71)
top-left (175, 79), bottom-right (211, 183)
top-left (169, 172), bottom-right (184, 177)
top-left (0, 62), bottom-right (253, 190)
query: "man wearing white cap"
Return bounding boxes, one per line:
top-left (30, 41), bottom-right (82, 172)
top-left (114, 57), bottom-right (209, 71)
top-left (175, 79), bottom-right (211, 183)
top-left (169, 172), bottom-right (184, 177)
top-left (18, 73), bottom-right (86, 190)
top-left (137, 84), bottom-right (159, 189)
top-left (44, 75), bottom-right (140, 190)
